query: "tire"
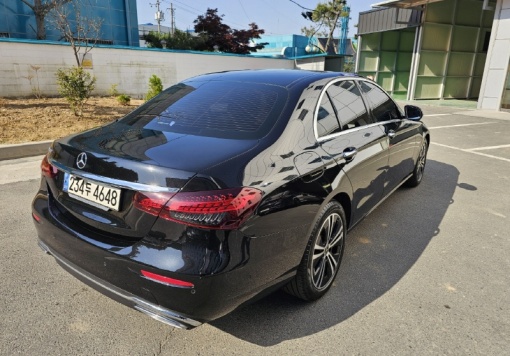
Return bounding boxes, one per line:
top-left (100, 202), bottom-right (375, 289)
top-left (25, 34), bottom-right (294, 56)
top-left (284, 201), bottom-right (346, 301)
top-left (405, 138), bottom-right (428, 188)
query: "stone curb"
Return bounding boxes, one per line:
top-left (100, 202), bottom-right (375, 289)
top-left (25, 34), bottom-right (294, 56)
top-left (0, 140), bottom-right (52, 161)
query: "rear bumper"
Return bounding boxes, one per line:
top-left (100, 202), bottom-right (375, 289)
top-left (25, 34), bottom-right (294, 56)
top-left (31, 169), bottom-right (314, 327)
top-left (38, 239), bottom-right (202, 329)
top-left (32, 186), bottom-right (304, 327)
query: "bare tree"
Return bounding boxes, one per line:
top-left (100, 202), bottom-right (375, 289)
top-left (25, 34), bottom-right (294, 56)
top-left (20, 0), bottom-right (71, 40)
top-left (49, 0), bottom-right (103, 66)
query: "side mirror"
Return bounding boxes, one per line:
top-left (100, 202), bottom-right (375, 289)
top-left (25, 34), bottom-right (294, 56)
top-left (404, 105), bottom-right (423, 121)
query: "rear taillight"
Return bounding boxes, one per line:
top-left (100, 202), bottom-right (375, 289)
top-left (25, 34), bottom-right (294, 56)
top-left (133, 192), bottom-right (175, 216)
top-left (134, 187), bottom-right (263, 230)
top-left (41, 155), bottom-right (57, 178)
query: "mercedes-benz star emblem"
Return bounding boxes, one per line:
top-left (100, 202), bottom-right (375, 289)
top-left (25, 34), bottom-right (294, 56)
top-left (76, 152), bottom-right (87, 169)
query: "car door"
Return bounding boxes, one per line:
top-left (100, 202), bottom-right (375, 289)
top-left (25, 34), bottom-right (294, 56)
top-left (358, 80), bottom-right (417, 195)
top-left (316, 79), bottom-right (389, 224)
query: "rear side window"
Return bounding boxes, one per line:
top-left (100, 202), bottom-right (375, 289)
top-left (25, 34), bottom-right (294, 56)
top-left (316, 94), bottom-right (341, 137)
top-left (327, 80), bottom-right (371, 130)
top-left (358, 81), bottom-right (401, 122)
top-left (121, 80), bottom-right (288, 139)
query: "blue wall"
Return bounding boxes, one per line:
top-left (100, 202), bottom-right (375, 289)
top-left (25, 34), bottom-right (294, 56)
top-left (0, 0), bottom-right (139, 46)
top-left (253, 34), bottom-right (310, 57)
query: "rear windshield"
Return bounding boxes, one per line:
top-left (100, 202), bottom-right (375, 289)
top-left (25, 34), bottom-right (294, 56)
top-left (121, 80), bottom-right (289, 140)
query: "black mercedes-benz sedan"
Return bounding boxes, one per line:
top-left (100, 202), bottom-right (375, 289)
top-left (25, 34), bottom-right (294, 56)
top-left (32, 69), bottom-right (429, 329)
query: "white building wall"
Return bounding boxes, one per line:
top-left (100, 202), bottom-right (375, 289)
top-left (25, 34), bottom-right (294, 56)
top-left (0, 40), bottom-right (295, 98)
top-left (478, 0), bottom-right (510, 110)
top-left (295, 57), bottom-right (325, 71)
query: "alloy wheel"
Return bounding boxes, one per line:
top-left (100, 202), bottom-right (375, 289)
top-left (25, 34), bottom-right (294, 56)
top-left (311, 212), bottom-right (344, 291)
top-left (416, 141), bottom-right (427, 182)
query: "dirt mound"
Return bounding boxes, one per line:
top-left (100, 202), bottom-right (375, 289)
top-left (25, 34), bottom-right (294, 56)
top-left (0, 97), bottom-right (144, 144)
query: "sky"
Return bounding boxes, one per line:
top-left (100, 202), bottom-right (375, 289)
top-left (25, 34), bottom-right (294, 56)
top-left (135, 0), bottom-right (378, 39)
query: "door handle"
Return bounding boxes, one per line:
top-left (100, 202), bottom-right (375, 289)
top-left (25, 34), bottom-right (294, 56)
top-left (343, 147), bottom-right (357, 162)
top-left (387, 130), bottom-right (396, 138)
top-left (309, 170), bottom-right (323, 178)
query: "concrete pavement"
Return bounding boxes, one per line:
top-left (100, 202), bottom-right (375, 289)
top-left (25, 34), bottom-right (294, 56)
top-left (0, 155), bottom-right (43, 185)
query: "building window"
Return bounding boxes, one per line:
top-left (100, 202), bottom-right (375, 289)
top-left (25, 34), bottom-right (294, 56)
top-left (72, 38), bottom-right (113, 45)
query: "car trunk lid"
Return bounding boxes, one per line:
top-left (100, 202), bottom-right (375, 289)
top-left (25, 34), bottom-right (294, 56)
top-left (45, 124), bottom-right (259, 241)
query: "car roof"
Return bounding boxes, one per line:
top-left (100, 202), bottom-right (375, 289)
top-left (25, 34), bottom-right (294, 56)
top-left (184, 69), bottom-right (356, 89)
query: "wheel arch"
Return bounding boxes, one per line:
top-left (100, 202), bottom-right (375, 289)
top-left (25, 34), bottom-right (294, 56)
top-left (330, 192), bottom-right (352, 230)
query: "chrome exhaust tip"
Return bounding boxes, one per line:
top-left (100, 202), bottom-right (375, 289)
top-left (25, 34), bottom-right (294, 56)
top-left (133, 298), bottom-right (202, 330)
top-left (38, 240), bottom-right (51, 255)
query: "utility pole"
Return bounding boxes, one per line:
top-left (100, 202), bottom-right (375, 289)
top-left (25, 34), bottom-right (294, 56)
top-left (169, 3), bottom-right (175, 36)
top-left (150, 0), bottom-right (164, 33)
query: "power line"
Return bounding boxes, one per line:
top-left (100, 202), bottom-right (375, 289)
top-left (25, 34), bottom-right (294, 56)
top-left (238, 0), bottom-right (251, 22)
top-left (161, 1), bottom-right (271, 33)
top-left (172, 0), bottom-right (202, 14)
top-left (288, 0), bottom-right (313, 11)
top-left (260, 0), bottom-right (295, 23)
top-left (172, 4), bottom-right (197, 16)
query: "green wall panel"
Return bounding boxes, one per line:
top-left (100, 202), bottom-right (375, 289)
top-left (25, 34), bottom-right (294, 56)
top-left (360, 33), bottom-right (380, 51)
top-left (415, 77), bottom-right (443, 99)
top-left (359, 0), bottom-right (496, 100)
top-left (470, 77), bottom-right (482, 98)
top-left (451, 26), bottom-right (479, 52)
top-left (358, 72), bottom-right (376, 79)
top-left (359, 52), bottom-right (379, 71)
top-left (422, 24), bottom-right (451, 51)
top-left (397, 53), bottom-right (413, 72)
top-left (447, 52), bottom-right (474, 76)
top-left (358, 29), bottom-right (414, 99)
top-left (444, 77), bottom-right (469, 98)
top-left (377, 73), bottom-right (393, 92)
top-left (502, 91), bottom-right (510, 109)
top-left (399, 30), bottom-right (415, 51)
top-left (425, 1), bottom-right (455, 24)
top-left (392, 92), bottom-right (408, 100)
top-left (476, 30), bottom-right (489, 52)
top-left (474, 54), bottom-right (487, 76)
top-left (418, 51), bottom-right (447, 76)
top-left (379, 51), bottom-right (396, 72)
top-left (394, 72), bottom-right (410, 92)
top-left (483, 7), bottom-right (496, 28)
top-left (381, 31), bottom-right (399, 51)
top-left (455, 0), bottom-right (482, 26)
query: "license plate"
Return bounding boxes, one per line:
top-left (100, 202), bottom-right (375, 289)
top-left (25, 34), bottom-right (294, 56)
top-left (63, 173), bottom-right (121, 211)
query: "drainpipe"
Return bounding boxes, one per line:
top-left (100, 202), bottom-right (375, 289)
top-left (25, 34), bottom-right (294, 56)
top-left (355, 36), bottom-right (361, 73)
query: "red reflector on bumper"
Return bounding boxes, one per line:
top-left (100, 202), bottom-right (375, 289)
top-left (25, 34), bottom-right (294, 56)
top-left (141, 270), bottom-right (194, 288)
top-left (32, 212), bottom-right (41, 222)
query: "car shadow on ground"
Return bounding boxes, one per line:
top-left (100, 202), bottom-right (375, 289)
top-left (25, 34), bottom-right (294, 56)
top-left (211, 159), bottom-right (462, 346)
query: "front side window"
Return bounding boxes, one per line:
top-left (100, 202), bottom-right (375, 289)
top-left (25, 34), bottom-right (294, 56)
top-left (327, 80), bottom-right (371, 130)
top-left (359, 81), bottom-right (401, 122)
